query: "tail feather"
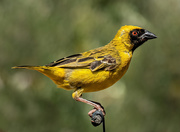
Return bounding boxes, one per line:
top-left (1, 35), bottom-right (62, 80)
top-left (12, 65), bottom-right (65, 85)
top-left (12, 65), bottom-right (43, 71)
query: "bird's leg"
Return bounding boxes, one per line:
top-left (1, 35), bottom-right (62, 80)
top-left (88, 100), bottom-right (105, 117)
top-left (72, 89), bottom-right (105, 117)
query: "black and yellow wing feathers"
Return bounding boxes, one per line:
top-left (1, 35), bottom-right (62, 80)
top-left (46, 46), bottom-right (121, 72)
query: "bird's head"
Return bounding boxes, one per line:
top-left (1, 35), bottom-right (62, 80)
top-left (113, 25), bottom-right (157, 52)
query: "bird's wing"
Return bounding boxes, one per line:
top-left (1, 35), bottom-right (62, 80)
top-left (46, 46), bottom-right (121, 72)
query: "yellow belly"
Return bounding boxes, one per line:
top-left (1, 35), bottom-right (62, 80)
top-left (57, 61), bottom-right (130, 92)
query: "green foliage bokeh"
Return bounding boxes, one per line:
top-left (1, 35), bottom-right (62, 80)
top-left (0, 0), bottom-right (180, 132)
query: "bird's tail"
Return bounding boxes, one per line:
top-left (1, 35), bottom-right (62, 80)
top-left (12, 65), bottom-right (46, 72)
top-left (12, 65), bottom-right (65, 85)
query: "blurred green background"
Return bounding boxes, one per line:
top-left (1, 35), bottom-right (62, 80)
top-left (0, 0), bottom-right (180, 132)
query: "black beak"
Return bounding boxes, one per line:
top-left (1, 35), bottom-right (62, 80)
top-left (140, 30), bottom-right (157, 40)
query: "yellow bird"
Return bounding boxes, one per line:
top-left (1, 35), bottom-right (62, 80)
top-left (12, 25), bottom-right (157, 116)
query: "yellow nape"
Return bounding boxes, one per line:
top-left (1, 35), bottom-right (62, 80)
top-left (114, 25), bottom-right (142, 39)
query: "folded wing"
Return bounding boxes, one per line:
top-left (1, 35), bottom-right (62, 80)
top-left (46, 46), bottom-right (121, 72)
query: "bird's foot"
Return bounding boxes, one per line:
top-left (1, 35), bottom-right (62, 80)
top-left (88, 108), bottom-right (105, 117)
top-left (88, 101), bottom-right (105, 117)
top-left (88, 103), bottom-right (105, 127)
top-left (89, 109), bottom-right (105, 127)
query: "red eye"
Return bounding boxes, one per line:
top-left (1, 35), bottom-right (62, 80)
top-left (132, 31), bottom-right (138, 36)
